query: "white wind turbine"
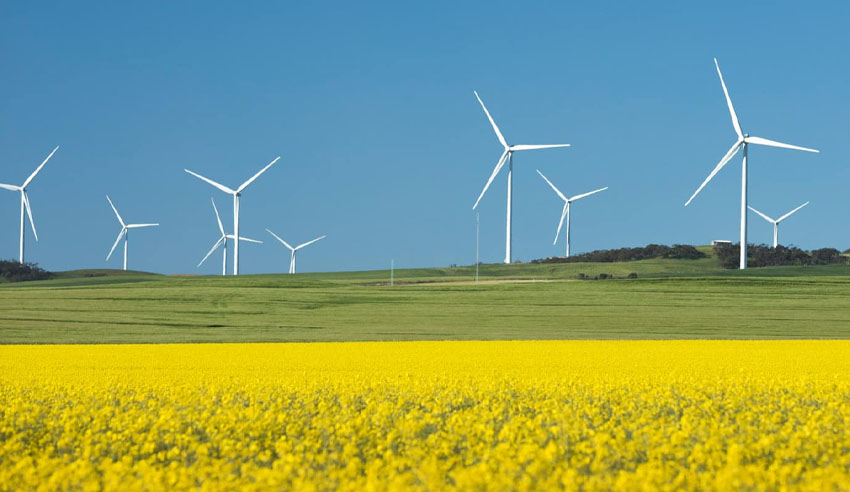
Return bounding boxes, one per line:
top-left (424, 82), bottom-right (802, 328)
top-left (748, 201), bottom-right (809, 248)
top-left (105, 195), bottom-right (159, 271)
top-left (266, 229), bottom-right (326, 274)
top-left (685, 58), bottom-right (819, 269)
top-left (185, 156), bottom-right (280, 275)
top-left (0, 146), bottom-right (59, 263)
top-left (471, 91), bottom-right (570, 264)
top-left (536, 170), bottom-right (607, 258)
top-left (197, 198), bottom-right (262, 275)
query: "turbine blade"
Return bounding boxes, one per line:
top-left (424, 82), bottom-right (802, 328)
top-left (510, 144), bottom-right (571, 151)
top-left (747, 206), bottom-right (775, 223)
top-left (295, 235), bottom-right (326, 250)
top-left (126, 223), bottom-right (159, 228)
top-left (184, 169), bottom-right (236, 194)
top-left (106, 229), bottom-right (126, 261)
top-left (536, 169), bottom-right (567, 202)
top-left (744, 136), bottom-right (819, 153)
top-left (474, 91), bottom-right (508, 149)
top-left (554, 202), bottom-right (568, 245)
top-left (569, 187), bottom-right (608, 202)
top-left (22, 146), bottom-right (59, 188)
top-left (106, 195), bottom-right (125, 227)
top-left (236, 236), bottom-right (262, 244)
top-left (684, 140), bottom-right (742, 206)
top-left (23, 191), bottom-right (38, 241)
top-left (237, 156), bottom-right (281, 193)
top-left (776, 201), bottom-right (810, 223)
top-left (266, 228), bottom-right (294, 251)
top-left (472, 150), bottom-right (509, 210)
top-left (211, 198), bottom-right (225, 235)
top-left (0, 183), bottom-right (20, 191)
top-left (198, 237), bottom-right (225, 267)
top-left (714, 58), bottom-right (743, 139)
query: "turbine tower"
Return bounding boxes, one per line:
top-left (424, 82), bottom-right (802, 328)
top-left (105, 195), bottom-right (159, 271)
top-left (685, 59), bottom-right (818, 269)
top-left (197, 198), bottom-right (262, 275)
top-left (471, 91), bottom-right (570, 264)
top-left (537, 170), bottom-right (607, 258)
top-left (0, 146), bottom-right (59, 263)
top-left (185, 156), bottom-right (280, 275)
top-left (748, 201), bottom-right (809, 248)
top-left (266, 229), bottom-right (326, 274)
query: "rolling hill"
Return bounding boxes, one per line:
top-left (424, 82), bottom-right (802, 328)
top-left (2, 247), bottom-right (850, 343)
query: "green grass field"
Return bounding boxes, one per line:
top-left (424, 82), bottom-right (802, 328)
top-left (2, 248), bottom-right (850, 343)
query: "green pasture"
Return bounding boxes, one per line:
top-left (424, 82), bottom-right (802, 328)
top-left (2, 249), bottom-right (850, 343)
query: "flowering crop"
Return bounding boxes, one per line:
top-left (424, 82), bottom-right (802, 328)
top-left (2, 341), bottom-right (850, 490)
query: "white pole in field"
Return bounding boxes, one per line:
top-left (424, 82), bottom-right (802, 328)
top-left (390, 259), bottom-right (394, 286)
top-left (504, 154), bottom-right (513, 264)
top-left (739, 144), bottom-right (748, 270)
top-left (475, 213), bottom-right (479, 284)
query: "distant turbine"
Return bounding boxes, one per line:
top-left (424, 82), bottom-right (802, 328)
top-left (266, 229), bottom-right (326, 274)
top-left (537, 170), bottom-right (607, 258)
top-left (471, 91), bottom-right (570, 264)
top-left (105, 195), bottom-right (159, 271)
top-left (748, 201), bottom-right (809, 248)
top-left (0, 146), bottom-right (59, 263)
top-left (198, 198), bottom-right (262, 275)
top-left (185, 156), bottom-right (280, 275)
top-left (685, 59), bottom-right (818, 269)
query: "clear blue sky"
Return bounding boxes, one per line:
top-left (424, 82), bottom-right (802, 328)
top-left (2, 2), bottom-right (848, 274)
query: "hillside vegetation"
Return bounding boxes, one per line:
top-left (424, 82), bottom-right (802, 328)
top-left (2, 247), bottom-right (850, 344)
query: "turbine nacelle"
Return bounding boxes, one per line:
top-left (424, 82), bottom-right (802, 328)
top-left (537, 169), bottom-right (607, 247)
top-left (1, 146), bottom-right (59, 261)
top-left (749, 201), bottom-right (809, 225)
top-left (185, 156), bottom-right (280, 275)
top-left (197, 197), bottom-right (262, 273)
top-left (748, 202), bottom-right (809, 248)
top-left (104, 195), bottom-right (159, 269)
top-left (266, 228), bottom-right (326, 274)
top-left (684, 58), bottom-right (819, 270)
top-left (685, 59), bottom-right (819, 208)
top-left (471, 91), bottom-right (571, 212)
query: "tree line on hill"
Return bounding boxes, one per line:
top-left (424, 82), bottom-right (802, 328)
top-left (0, 260), bottom-right (52, 282)
top-left (531, 244), bottom-right (706, 264)
top-left (531, 243), bottom-right (849, 269)
top-left (712, 244), bottom-right (848, 269)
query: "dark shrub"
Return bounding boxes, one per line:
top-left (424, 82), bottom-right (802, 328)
top-left (531, 244), bottom-right (706, 264)
top-left (627, 272), bottom-right (638, 279)
top-left (713, 244), bottom-right (848, 269)
top-left (0, 260), bottom-right (52, 282)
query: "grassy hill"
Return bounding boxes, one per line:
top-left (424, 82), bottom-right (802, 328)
top-left (2, 248), bottom-right (850, 343)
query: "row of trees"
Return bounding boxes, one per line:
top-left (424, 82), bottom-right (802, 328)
top-left (713, 244), bottom-right (847, 269)
top-left (0, 260), bottom-right (52, 283)
top-left (531, 244), bottom-right (706, 264)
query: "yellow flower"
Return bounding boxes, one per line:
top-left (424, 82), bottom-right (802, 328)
top-left (1, 341), bottom-right (850, 491)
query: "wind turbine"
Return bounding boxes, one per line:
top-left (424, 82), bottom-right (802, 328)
top-left (105, 195), bottom-right (159, 271)
top-left (0, 146), bottom-right (59, 263)
top-left (197, 198), bottom-right (262, 275)
top-left (266, 229), bottom-right (326, 274)
top-left (185, 156), bottom-right (280, 275)
top-left (536, 170), bottom-right (607, 258)
top-left (748, 201), bottom-right (809, 248)
top-left (684, 58), bottom-right (819, 269)
top-left (471, 91), bottom-right (570, 264)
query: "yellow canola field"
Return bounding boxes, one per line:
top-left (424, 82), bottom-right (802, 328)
top-left (2, 341), bottom-right (850, 491)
